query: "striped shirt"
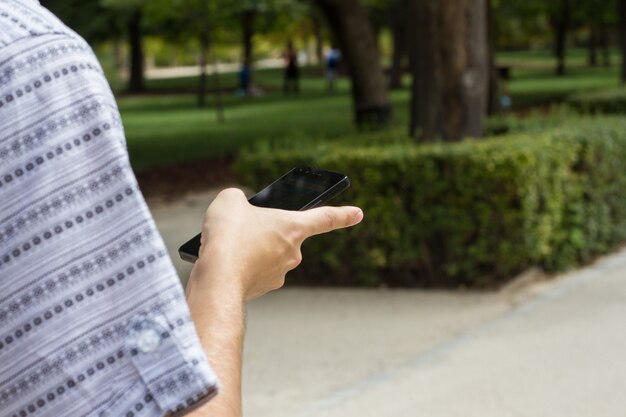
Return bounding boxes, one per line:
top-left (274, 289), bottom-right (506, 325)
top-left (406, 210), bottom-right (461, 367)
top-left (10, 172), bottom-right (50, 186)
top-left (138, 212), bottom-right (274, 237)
top-left (0, 1), bottom-right (218, 416)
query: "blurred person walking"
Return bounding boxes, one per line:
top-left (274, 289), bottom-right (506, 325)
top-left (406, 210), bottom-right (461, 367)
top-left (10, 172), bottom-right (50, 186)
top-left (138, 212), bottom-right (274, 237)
top-left (283, 41), bottom-right (300, 94)
top-left (237, 59), bottom-right (252, 97)
top-left (325, 46), bottom-right (341, 92)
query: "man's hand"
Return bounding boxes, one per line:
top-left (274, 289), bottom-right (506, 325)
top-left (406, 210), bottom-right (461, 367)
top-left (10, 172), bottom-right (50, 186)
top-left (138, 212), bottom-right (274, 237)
top-left (185, 188), bottom-right (363, 417)
top-left (192, 187), bottom-right (363, 300)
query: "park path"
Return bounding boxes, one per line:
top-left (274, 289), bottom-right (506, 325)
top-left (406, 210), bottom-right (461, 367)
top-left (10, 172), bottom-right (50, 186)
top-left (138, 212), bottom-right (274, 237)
top-left (144, 58), bottom-right (284, 80)
top-left (148, 190), bottom-right (626, 417)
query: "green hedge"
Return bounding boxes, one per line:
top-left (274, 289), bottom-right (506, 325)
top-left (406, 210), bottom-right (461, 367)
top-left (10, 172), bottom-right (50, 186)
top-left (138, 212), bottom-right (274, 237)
top-left (236, 118), bottom-right (626, 288)
top-left (568, 88), bottom-right (626, 114)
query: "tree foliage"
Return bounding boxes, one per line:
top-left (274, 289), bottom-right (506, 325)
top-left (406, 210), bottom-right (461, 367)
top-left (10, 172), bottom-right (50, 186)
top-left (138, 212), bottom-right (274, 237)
top-left (41, 0), bottom-right (123, 42)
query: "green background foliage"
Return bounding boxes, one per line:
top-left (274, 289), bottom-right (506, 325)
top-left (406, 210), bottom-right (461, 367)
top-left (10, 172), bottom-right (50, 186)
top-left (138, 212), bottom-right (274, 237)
top-left (39, 0), bottom-right (626, 287)
top-left (236, 117), bottom-right (626, 288)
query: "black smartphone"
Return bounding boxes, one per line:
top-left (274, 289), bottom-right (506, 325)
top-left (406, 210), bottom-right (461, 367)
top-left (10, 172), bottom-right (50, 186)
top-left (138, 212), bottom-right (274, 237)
top-left (178, 166), bottom-right (350, 263)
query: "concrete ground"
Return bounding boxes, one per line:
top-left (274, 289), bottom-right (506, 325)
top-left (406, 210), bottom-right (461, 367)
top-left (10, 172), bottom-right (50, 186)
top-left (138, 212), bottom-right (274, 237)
top-left (149, 191), bottom-right (626, 417)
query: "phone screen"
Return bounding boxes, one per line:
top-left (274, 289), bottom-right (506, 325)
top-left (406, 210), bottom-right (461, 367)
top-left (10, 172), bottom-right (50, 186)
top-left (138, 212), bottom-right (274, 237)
top-left (249, 168), bottom-right (342, 210)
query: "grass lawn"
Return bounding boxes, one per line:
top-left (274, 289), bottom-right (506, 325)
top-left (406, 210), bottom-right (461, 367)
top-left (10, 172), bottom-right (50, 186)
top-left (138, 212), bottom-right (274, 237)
top-left (496, 48), bottom-right (621, 107)
top-left (506, 66), bottom-right (620, 108)
top-left (120, 78), bottom-right (410, 171)
top-left (497, 48), bottom-right (621, 67)
top-left (117, 48), bottom-right (621, 172)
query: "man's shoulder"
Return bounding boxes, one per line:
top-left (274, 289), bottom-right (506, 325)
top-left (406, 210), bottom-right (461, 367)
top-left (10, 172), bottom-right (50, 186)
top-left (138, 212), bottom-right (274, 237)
top-left (0, 0), bottom-right (79, 48)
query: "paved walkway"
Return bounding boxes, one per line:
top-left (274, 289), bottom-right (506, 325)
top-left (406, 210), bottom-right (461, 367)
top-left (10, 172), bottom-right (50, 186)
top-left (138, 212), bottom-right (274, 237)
top-left (144, 58), bottom-right (284, 80)
top-left (149, 191), bottom-right (626, 417)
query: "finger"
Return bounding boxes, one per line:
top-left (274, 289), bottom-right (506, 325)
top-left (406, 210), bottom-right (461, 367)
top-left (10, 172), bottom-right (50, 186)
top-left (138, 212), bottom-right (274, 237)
top-left (216, 187), bottom-right (248, 203)
top-left (300, 206), bottom-right (364, 237)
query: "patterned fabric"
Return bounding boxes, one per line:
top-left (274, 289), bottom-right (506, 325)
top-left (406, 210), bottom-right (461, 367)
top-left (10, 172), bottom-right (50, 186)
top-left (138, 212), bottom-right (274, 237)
top-left (0, 1), bottom-right (219, 416)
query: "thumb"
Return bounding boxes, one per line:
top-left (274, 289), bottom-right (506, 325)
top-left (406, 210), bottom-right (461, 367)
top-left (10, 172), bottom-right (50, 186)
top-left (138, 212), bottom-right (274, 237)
top-left (300, 206), bottom-right (364, 237)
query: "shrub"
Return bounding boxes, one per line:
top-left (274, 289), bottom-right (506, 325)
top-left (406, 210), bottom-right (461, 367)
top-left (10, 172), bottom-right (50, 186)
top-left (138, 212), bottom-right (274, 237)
top-left (567, 88), bottom-right (626, 114)
top-left (236, 117), bottom-right (626, 288)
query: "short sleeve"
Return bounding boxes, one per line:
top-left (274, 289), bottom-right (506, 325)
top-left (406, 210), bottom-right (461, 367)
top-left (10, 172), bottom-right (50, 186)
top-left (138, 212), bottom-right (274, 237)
top-left (0, 2), bottom-right (219, 417)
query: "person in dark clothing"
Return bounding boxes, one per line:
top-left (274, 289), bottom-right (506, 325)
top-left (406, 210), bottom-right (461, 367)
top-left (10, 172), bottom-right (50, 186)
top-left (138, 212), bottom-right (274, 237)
top-left (238, 59), bottom-right (252, 97)
top-left (283, 41), bottom-right (299, 94)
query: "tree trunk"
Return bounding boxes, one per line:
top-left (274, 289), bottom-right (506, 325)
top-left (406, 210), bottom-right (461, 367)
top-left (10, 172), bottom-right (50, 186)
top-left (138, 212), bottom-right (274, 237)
top-left (600, 19), bottom-right (611, 67)
top-left (128, 8), bottom-right (144, 93)
top-left (314, 0), bottom-right (391, 126)
top-left (409, 0), bottom-right (489, 141)
top-left (312, 8), bottom-right (324, 65)
top-left (619, 0), bottom-right (626, 84)
top-left (589, 25), bottom-right (598, 67)
top-left (198, 30), bottom-right (209, 108)
top-left (113, 39), bottom-right (124, 73)
top-left (212, 53), bottom-right (225, 123)
top-left (242, 9), bottom-right (256, 66)
top-left (552, 0), bottom-right (570, 76)
top-left (389, 0), bottom-right (407, 90)
top-left (486, 0), bottom-right (498, 115)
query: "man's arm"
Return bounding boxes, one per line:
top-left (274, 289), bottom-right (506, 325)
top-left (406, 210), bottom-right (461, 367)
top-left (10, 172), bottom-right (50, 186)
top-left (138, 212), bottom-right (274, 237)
top-left (184, 189), bottom-right (363, 416)
top-left (186, 258), bottom-right (245, 417)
